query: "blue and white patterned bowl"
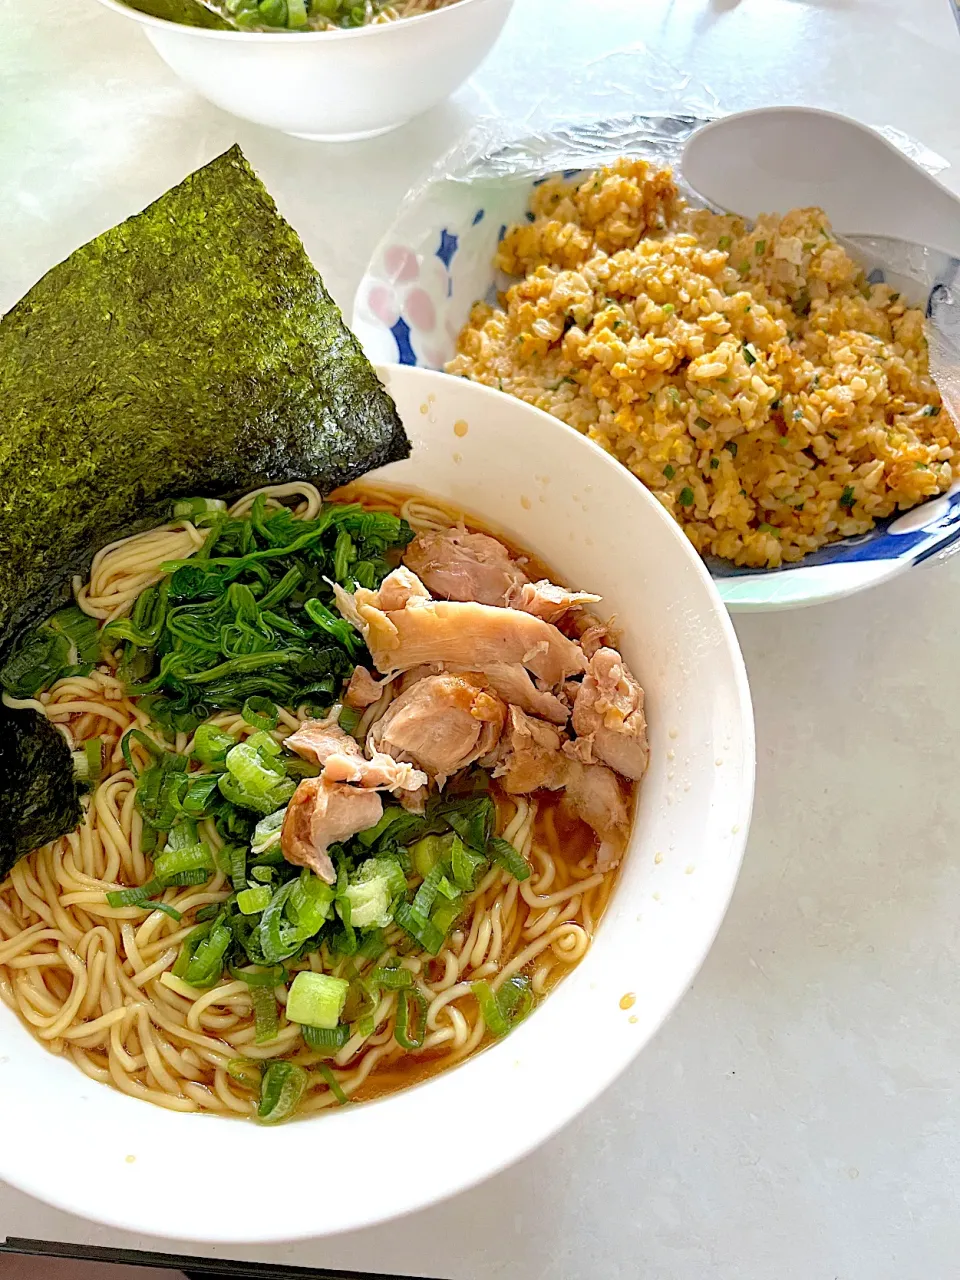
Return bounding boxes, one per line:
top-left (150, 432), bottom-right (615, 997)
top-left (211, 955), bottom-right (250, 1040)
top-left (353, 116), bottom-right (960, 611)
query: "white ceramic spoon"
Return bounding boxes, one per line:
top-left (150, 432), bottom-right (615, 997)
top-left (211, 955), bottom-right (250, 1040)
top-left (682, 106), bottom-right (960, 259)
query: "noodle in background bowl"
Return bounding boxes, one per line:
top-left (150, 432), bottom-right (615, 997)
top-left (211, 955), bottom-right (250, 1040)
top-left (0, 366), bottom-right (754, 1241)
top-left (92, 0), bottom-right (514, 141)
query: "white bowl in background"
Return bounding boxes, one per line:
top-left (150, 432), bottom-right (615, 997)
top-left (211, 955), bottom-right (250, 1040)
top-left (0, 365), bottom-right (754, 1241)
top-left (93, 0), bottom-right (514, 141)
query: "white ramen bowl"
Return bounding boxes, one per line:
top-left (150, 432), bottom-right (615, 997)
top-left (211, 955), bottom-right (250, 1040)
top-left (93, 0), bottom-right (514, 141)
top-left (0, 365), bottom-right (754, 1241)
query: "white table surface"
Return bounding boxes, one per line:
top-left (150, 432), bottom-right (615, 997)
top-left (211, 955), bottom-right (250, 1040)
top-left (3, 0), bottom-right (960, 1276)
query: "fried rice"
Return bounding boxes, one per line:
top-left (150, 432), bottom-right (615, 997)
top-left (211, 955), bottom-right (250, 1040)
top-left (447, 158), bottom-right (956, 568)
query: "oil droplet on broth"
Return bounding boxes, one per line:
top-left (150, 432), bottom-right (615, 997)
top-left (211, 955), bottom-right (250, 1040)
top-left (419, 402), bottom-right (429, 415)
top-left (628, 1014), bottom-right (639, 1025)
top-left (452, 452), bottom-right (462, 464)
top-left (619, 992), bottom-right (636, 1011)
top-left (453, 419), bottom-right (468, 438)
top-left (520, 495), bottom-right (532, 510)
top-left (125, 1155), bottom-right (136, 1164)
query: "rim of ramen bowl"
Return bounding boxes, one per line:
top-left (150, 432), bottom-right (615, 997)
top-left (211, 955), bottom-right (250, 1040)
top-left (93, 0), bottom-right (504, 41)
top-left (0, 366), bottom-right (754, 1242)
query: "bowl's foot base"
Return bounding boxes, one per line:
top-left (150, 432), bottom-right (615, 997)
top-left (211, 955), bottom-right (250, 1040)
top-left (286, 123), bottom-right (405, 142)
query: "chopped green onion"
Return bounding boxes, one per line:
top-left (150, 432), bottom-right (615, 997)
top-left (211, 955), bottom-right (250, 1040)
top-left (121, 728), bottom-right (164, 776)
top-left (183, 921), bottom-right (232, 988)
top-left (251, 983), bottom-right (279, 1044)
top-left (84, 737), bottom-right (104, 784)
top-left (106, 877), bottom-right (165, 908)
top-left (695, 416), bottom-right (711, 430)
top-left (153, 842), bottom-right (215, 886)
top-left (172, 497), bottom-right (228, 520)
top-left (410, 834), bottom-right (446, 878)
top-left (251, 809), bottom-right (286, 854)
top-left (471, 979), bottom-right (509, 1037)
top-left (191, 723), bottom-right (235, 766)
top-left (840, 486), bottom-right (855, 510)
top-left (230, 964), bottom-right (286, 987)
top-left (218, 770), bottom-right (294, 816)
top-left (160, 868), bottom-right (210, 888)
top-left (430, 899), bottom-right (461, 936)
top-left (370, 964), bottom-right (413, 991)
top-left (286, 971), bottom-right (349, 1030)
top-left (150, 900), bottom-right (183, 922)
top-left (394, 903), bottom-right (445, 955)
top-left (237, 885), bottom-right (272, 915)
top-left (242, 696), bottom-right (279, 731)
top-left (303, 1024), bottom-right (349, 1053)
top-left (338, 705), bottom-right (362, 735)
top-left (742, 343), bottom-right (758, 366)
top-left (709, 457), bottom-right (720, 470)
top-left (662, 464), bottom-right (675, 481)
top-left (228, 843), bottom-right (247, 888)
top-left (451, 836), bottom-right (486, 890)
top-left (257, 1061), bottom-right (307, 1124)
top-left (724, 441), bottom-right (738, 457)
top-left (755, 240), bottom-right (766, 255)
top-left (497, 975), bottom-right (534, 1024)
top-left (412, 861), bottom-right (447, 917)
top-left (357, 927), bottom-right (386, 960)
top-left (488, 837), bottom-right (531, 882)
top-left (172, 922), bottom-right (212, 979)
top-left (317, 1063), bottom-right (349, 1106)
top-left (718, 235), bottom-right (732, 250)
top-left (356, 806), bottom-right (409, 849)
top-left (226, 1058), bottom-right (261, 1089)
top-left (394, 986), bottom-right (428, 1050)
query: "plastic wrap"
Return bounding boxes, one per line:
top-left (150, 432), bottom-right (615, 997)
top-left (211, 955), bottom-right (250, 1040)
top-left (353, 100), bottom-right (960, 604)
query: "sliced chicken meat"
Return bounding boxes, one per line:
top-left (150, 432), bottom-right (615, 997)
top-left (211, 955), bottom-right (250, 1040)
top-left (494, 707), bottom-right (631, 868)
top-left (280, 777), bottom-right (383, 884)
top-left (576, 621), bottom-right (614, 659)
top-left (404, 529), bottom-right (529, 607)
top-left (343, 666), bottom-right (387, 710)
top-left (571, 647), bottom-right (649, 781)
top-left (404, 528), bottom-right (600, 627)
top-left (285, 718), bottom-right (427, 793)
top-left (333, 570), bottom-right (586, 688)
top-left (398, 660), bottom-right (569, 726)
top-left (505, 579), bottom-right (601, 625)
top-left (369, 674), bottom-right (506, 785)
top-left (562, 759), bottom-right (630, 871)
top-left (493, 706), bottom-right (567, 793)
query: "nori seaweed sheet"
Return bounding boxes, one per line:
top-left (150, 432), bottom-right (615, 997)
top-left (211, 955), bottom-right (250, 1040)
top-left (0, 144), bottom-right (409, 874)
top-left (120, 0), bottom-right (233, 29)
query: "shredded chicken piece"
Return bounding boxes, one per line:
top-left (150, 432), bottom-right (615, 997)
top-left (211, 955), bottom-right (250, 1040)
top-left (369, 673), bottom-right (506, 786)
top-left (577, 621), bottom-right (614, 659)
top-left (571, 648), bottom-right (649, 781)
top-left (505, 579), bottom-right (601, 624)
top-left (494, 707), bottom-right (631, 868)
top-left (404, 529), bottom-right (529, 606)
top-left (333, 570), bottom-right (586, 688)
top-left (285, 718), bottom-right (426, 793)
top-left (280, 777), bottom-right (383, 884)
top-left (404, 529), bottom-right (600, 628)
top-left (562, 759), bottom-right (630, 871)
top-left (343, 666), bottom-right (386, 710)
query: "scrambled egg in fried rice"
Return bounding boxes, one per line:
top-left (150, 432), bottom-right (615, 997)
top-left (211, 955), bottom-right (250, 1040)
top-left (447, 159), bottom-right (956, 568)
